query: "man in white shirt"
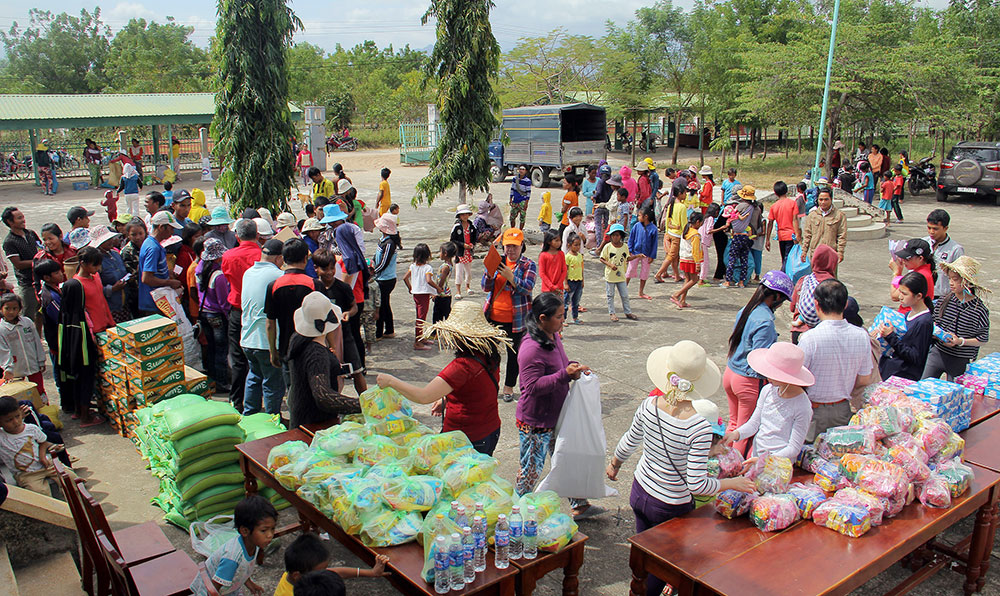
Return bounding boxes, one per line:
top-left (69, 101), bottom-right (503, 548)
top-left (924, 208), bottom-right (963, 301)
top-left (799, 279), bottom-right (874, 441)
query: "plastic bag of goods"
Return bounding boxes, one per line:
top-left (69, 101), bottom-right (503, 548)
top-left (749, 494), bottom-right (800, 532)
top-left (715, 447), bottom-right (746, 479)
top-left (429, 446), bottom-right (479, 477)
top-left (855, 459), bottom-right (908, 499)
top-left (390, 423), bottom-right (434, 447)
top-left (797, 444), bottom-right (824, 473)
top-left (537, 513), bottom-right (579, 552)
top-left (439, 453), bottom-right (498, 495)
top-left (518, 491), bottom-right (563, 524)
top-left (817, 426), bottom-right (877, 459)
top-left (748, 455), bottom-right (793, 494)
top-left (291, 447), bottom-right (349, 480)
top-left (838, 454), bottom-right (876, 483)
top-left (189, 515), bottom-right (240, 557)
top-left (786, 483), bottom-right (828, 520)
top-left (368, 415), bottom-right (420, 438)
top-left (311, 422), bottom-right (370, 456)
top-left (882, 433), bottom-right (929, 464)
top-left (382, 475), bottom-right (443, 512)
top-left (813, 502), bottom-right (872, 537)
top-left (163, 399), bottom-right (240, 441)
top-left (914, 418), bottom-right (952, 458)
top-left (850, 406), bottom-right (903, 439)
top-left (714, 489), bottom-right (756, 519)
top-left (359, 386), bottom-right (414, 422)
top-left (885, 446), bottom-right (931, 483)
top-left (409, 431), bottom-right (474, 472)
top-left (300, 464), bottom-right (346, 489)
top-left (937, 459), bottom-right (974, 498)
top-left (344, 476), bottom-right (387, 513)
top-left (813, 459), bottom-right (849, 492)
top-left (330, 495), bottom-right (369, 534)
top-left (937, 431), bottom-right (965, 461)
top-left (267, 441), bottom-right (308, 471)
top-left (458, 480), bottom-right (514, 531)
top-left (919, 474), bottom-right (952, 508)
top-left (354, 435), bottom-right (405, 465)
top-left (364, 459), bottom-right (410, 481)
top-left (359, 508), bottom-right (423, 547)
top-left (419, 512), bottom-right (463, 583)
top-left (832, 487), bottom-right (885, 525)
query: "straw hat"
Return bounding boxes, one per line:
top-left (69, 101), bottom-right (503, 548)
top-left (646, 340), bottom-right (721, 399)
top-left (420, 300), bottom-right (512, 352)
top-left (635, 162), bottom-right (650, 172)
top-left (275, 212), bottom-right (297, 230)
top-left (456, 204), bottom-right (474, 216)
top-left (86, 225), bottom-right (119, 249)
top-left (941, 256), bottom-right (991, 293)
top-left (293, 291), bottom-right (344, 338)
top-left (736, 185), bottom-right (757, 200)
top-left (833, 140), bottom-right (846, 150)
top-left (691, 399), bottom-right (725, 435)
top-left (747, 342), bottom-right (815, 387)
top-left (699, 165), bottom-right (713, 176)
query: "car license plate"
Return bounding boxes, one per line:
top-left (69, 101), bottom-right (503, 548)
top-left (958, 186), bottom-right (978, 193)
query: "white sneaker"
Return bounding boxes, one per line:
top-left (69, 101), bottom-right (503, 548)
top-left (455, 294), bottom-right (463, 300)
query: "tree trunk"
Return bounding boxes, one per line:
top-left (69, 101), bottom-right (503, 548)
top-left (671, 110), bottom-right (682, 166)
top-left (721, 142), bottom-right (727, 172)
top-left (699, 101), bottom-right (706, 166)
top-left (908, 119), bottom-right (915, 156)
top-left (809, 126), bottom-right (814, 153)
top-left (459, 180), bottom-right (467, 203)
top-left (749, 127), bottom-right (756, 159)
top-left (797, 126), bottom-right (802, 154)
top-left (941, 128), bottom-right (947, 159)
top-left (762, 127), bottom-right (768, 161)
top-left (735, 126), bottom-right (740, 165)
top-left (784, 129), bottom-right (789, 158)
top-left (631, 117), bottom-right (636, 167)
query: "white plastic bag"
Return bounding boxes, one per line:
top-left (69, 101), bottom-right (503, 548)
top-left (150, 286), bottom-right (203, 370)
top-left (537, 372), bottom-right (618, 499)
top-left (190, 514), bottom-right (239, 558)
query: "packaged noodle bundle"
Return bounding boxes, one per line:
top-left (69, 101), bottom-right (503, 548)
top-left (813, 459), bottom-right (849, 492)
top-left (749, 494), bottom-right (800, 532)
top-left (311, 422), bottom-right (370, 456)
top-left (537, 513), bottom-right (579, 552)
top-left (714, 489), bottom-right (756, 519)
top-left (855, 459), bottom-right (908, 499)
top-left (748, 455), bottom-right (793, 494)
top-left (439, 453), bottom-right (499, 495)
top-left (787, 483), bottom-right (828, 519)
top-left (818, 426), bottom-right (877, 458)
top-left (919, 474), bottom-right (952, 508)
top-left (274, 462), bottom-right (303, 491)
top-left (715, 447), bottom-right (746, 479)
top-left (937, 431), bottom-right (965, 461)
top-left (518, 491), bottom-right (562, 524)
top-left (796, 444), bottom-right (825, 473)
top-left (937, 459), bottom-right (974, 497)
top-left (832, 487), bottom-right (885, 525)
top-left (267, 440), bottom-right (308, 471)
top-left (882, 433), bottom-right (930, 464)
top-left (330, 495), bottom-right (365, 534)
top-left (814, 502), bottom-right (872, 537)
top-left (885, 446), bottom-right (931, 483)
top-left (359, 386), bottom-right (414, 422)
top-left (354, 435), bottom-right (405, 465)
top-left (368, 415), bottom-right (420, 438)
top-left (382, 475), bottom-right (444, 512)
top-left (359, 509), bottom-right (423, 547)
top-left (838, 454), bottom-right (876, 483)
top-left (850, 406), bottom-right (903, 439)
top-left (409, 431), bottom-right (474, 472)
top-left (914, 418), bottom-right (952, 457)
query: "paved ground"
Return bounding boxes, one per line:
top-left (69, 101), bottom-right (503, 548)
top-left (4, 147), bottom-right (1000, 594)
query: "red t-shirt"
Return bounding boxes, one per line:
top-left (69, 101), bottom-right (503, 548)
top-left (892, 175), bottom-right (904, 196)
top-left (768, 197), bottom-right (798, 242)
top-left (881, 180), bottom-right (894, 202)
top-left (538, 250), bottom-right (567, 293)
top-left (74, 273), bottom-right (115, 332)
top-left (437, 357), bottom-right (501, 442)
top-left (898, 263), bottom-right (935, 315)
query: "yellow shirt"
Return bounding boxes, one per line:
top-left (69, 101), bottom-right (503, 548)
top-left (274, 573), bottom-right (294, 596)
top-left (600, 242), bottom-right (629, 283)
top-left (537, 202), bottom-right (552, 225)
top-left (313, 178), bottom-right (336, 200)
top-left (378, 180), bottom-right (391, 216)
top-left (565, 252), bottom-right (584, 281)
top-left (666, 202), bottom-right (688, 238)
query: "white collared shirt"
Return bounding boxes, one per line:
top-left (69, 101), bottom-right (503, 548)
top-left (799, 319), bottom-right (873, 403)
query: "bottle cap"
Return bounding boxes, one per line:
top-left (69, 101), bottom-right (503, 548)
top-left (511, 505), bottom-right (520, 512)
top-left (451, 532), bottom-right (461, 539)
top-left (497, 514), bottom-right (507, 520)
top-left (463, 527), bottom-right (471, 534)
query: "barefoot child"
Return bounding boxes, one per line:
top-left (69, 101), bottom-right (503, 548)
top-left (432, 242), bottom-right (455, 323)
top-left (0, 396), bottom-right (71, 495)
top-left (673, 211), bottom-right (704, 308)
top-left (627, 207), bottom-right (658, 300)
top-left (191, 495), bottom-right (275, 596)
top-left (600, 224), bottom-right (640, 322)
top-left (403, 243), bottom-right (440, 351)
top-left (722, 342), bottom-right (814, 462)
top-left (538, 229), bottom-right (566, 294)
top-left (564, 233), bottom-right (584, 324)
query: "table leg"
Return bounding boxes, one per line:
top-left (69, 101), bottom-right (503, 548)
top-left (499, 574), bottom-right (516, 596)
top-left (965, 502), bottom-right (993, 596)
top-left (239, 456), bottom-right (258, 496)
top-left (518, 570), bottom-right (537, 596)
top-left (561, 542), bottom-right (584, 596)
top-left (629, 546), bottom-right (647, 596)
top-left (977, 500), bottom-right (1000, 592)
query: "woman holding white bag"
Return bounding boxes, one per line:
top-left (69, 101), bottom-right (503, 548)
top-left (514, 292), bottom-right (605, 520)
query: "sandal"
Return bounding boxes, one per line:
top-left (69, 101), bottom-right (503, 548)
top-left (670, 296), bottom-right (683, 308)
top-left (625, 313), bottom-right (638, 320)
top-left (573, 505), bottom-right (607, 521)
top-left (610, 314), bottom-right (620, 322)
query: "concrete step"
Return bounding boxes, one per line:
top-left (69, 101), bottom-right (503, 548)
top-left (832, 198), bottom-right (844, 208)
top-left (848, 222), bottom-right (888, 241)
top-left (847, 214), bottom-right (873, 229)
top-left (16, 552), bottom-right (84, 596)
top-left (840, 206), bottom-right (859, 218)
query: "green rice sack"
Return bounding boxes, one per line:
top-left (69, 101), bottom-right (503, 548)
top-left (178, 464), bottom-right (245, 501)
top-left (174, 451), bottom-right (242, 485)
top-left (164, 400), bottom-right (241, 441)
top-left (172, 425), bottom-right (246, 466)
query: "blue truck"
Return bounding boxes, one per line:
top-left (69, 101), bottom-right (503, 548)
top-left (489, 103), bottom-right (607, 187)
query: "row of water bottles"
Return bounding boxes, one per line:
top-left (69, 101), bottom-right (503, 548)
top-left (433, 504), bottom-right (539, 593)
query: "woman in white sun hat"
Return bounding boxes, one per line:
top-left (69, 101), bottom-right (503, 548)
top-left (450, 203), bottom-right (478, 299)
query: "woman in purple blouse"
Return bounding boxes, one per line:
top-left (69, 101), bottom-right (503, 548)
top-left (195, 237), bottom-right (232, 393)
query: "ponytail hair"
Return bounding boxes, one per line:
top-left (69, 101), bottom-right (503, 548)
top-left (900, 271), bottom-right (933, 311)
top-left (684, 211), bottom-right (704, 237)
top-left (728, 285), bottom-right (786, 357)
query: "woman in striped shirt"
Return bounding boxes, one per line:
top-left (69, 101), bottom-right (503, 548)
top-left (922, 256), bottom-right (990, 380)
top-left (607, 341), bottom-right (755, 596)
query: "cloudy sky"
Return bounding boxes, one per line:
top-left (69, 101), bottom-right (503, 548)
top-left (1, 0), bottom-right (951, 52)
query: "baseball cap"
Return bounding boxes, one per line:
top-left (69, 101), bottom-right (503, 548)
top-left (150, 210), bottom-right (183, 229)
top-left (894, 238), bottom-right (931, 261)
top-left (262, 239), bottom-right (284, 256)
top-left (501, 228), bottom-right (524, 246)
top-left (172, 189), bottom-right (192, 203)
top-left (67, 206), bottom-right (95, 224)
top-left (113, 213), bottom-right (134, 225)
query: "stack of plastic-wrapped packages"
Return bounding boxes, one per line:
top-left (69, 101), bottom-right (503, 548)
top-left (958, 352), bottom-right (1000, 399)
top-left (710, 375), bottom-right (975, 538)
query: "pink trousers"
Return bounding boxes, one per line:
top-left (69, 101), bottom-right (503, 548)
top-left (723, 366), bottom-right (762, 457)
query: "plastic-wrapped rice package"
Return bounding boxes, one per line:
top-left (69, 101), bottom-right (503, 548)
top-left (838, 454), bottom-right (876, 483)
top-left (814, 502), bottom-right (872, 537)
top-left (813, 459), bottom-right (849, 492)
top-left (936, 459), bottom-right (974, 498)
top-left (817, 426), bottom-right (877, 458)
top-left (850, 406), bottom-right (903, 439)
top-left (882, 433), bottom-right (929, 464)
top-left (267, 440), bottom-right (308, 471)
top-left (914, 418), bottom-right (952, 458)
top-left (885, 446), bottom-right (931, 483)
top-left (919, 474), bottom-right (952, 508)
top-left (714, 489), bottom-right (756, 519)
top-left (786, 483), bottom-right (828, 519)
top-left (749, 493), bottom-right (800, 532)
top-left (832, 487), bottom-right (885, 525)
top-left (855, 459), bottom-right (908, 499)
top-left (748, 455), bottom-right (793, 494)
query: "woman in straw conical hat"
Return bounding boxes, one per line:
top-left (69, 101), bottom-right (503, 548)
top-left (922, 255), bottom-right (991, 380)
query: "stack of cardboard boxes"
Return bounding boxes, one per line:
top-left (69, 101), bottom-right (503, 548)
top-left (96, 315), bottom-right (211, 438)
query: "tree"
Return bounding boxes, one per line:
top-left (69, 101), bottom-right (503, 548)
top-left (104, 18), bottom-right (211, 92)
top-left (499, 29), bottom-right (603, 107)
top-left (0, 8), bottom-right (110, 93)
top-left (413, 0), bottom-right (501, 206)
top-left (212, 0), bottom-right (301, 214)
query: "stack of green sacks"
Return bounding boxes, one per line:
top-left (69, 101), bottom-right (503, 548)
top-left (133, 394), bottom-right (289, 528)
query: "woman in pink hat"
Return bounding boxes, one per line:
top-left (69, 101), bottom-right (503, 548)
top-left (723, 342), bottom-right (814, 463)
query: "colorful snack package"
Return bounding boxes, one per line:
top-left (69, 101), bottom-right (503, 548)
top-left (885, 492), bottom-right (906, 518)
top-left (359, 509), bottom-right (423, 547)
top-left (382, 475), bottom-right (444, 512)
top-left (867, 385), bottom-right (907, 408)
top-left (919, 474), bottom-right (952, 508)
top-left (518, 491), bottom-right (563, 524)
top-left (274, 462), bottom-right (302, 491)
top-left (914, 418), bottom-right (952, 458)
top-left (714, 489), bottom-right (756, 519)
top-left (749, 493), bottom-right (800, 532)
top-left (749, 455), bottom-right (793, 494)
top-left (850, 406), bottom-right (903, 439)
top-left (368, 415), bottom-right (420, 438)
top-left (937, 431), bottom-right (965, 461)
top-left (820, 426), bottom-right (877, 458)
top-left (936, 459), bottom-right (974, 498)
top-left (359, 386), bottom-right (414, 422)
top-left (439, 454), bottom-right (499, 495)
top-left (838, 454), bottom-right (875, 483)
top-left (786, 483), bottom-right (828, 519)
top-left (715, 447), bottom-right (746, 479)
top-left (814, 502), bottom-right (872, 537)
top-left (856, 459), bottom-right (908, 499)
top-left (354, 435), bottom-right (406, 465)
top-left (537, 513), bottom-right (579, 552)
top-left (833, 487), bottom-right (885, 525)
top-left (813, 459), bottom-right (848, 492)
top-left (882, 432), bottom-right (930, 464)
top-left (409, 431), bottom-right (474, 472)
top-left (885, 446), bottom-right (931, 483)
top-left (267, 440), bottom-right (308, 471)
top-left (364, 459), bottom-right (410, 481)
top-left (796, 444), bottom-right (824, 473)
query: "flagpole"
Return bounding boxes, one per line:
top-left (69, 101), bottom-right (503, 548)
top-left (813, 0), bottom-right (841, 183)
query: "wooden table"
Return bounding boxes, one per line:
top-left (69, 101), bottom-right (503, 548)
top-left (960, 414), bottom-right (1000, 592)
top-left (236, 430), bottom-right (519, 595)
top-left (970, 394), bottom-right (1000, 428)
top-left (510, 534), bottom-right (587, 596)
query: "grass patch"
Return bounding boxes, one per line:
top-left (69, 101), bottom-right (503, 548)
top-left (352, 128), bottom-right (399, 149)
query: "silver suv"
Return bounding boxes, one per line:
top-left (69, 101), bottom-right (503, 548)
top-left (937, 141), bottom-right (1000, 205)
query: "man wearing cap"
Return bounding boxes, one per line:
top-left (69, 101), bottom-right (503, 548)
top-left (171, 190), bottom-right (194, 227)
top-left (138, 211), bottom-right (184, 316)
top-left (923, 208), bottom-right (964, 301)
top-left (799, 279), bottom-right (873, 439)
top-left (64, 206), bottom-right (94, 244)
top-left (2, 207), bottom-right (42, 325)
top-left (205, 207), bottom-right (237, 250)
top-left (221, 219), bottom-right (263, 410)
top-left (241, 239), bottom-right (286, 415)
top-left (143, 191), bottom-right (166, 231)
top-left (265, 239), bottom-right (324, 371)
top-left (800, 188), bottom-right (847, 264)
top-left (510, 165), bottom-right (532, 230)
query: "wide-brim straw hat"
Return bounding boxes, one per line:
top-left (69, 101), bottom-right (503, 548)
top-left (737, 185), bottom-right (757, 200)
top-left (293, 291), bottom-right (344, 337)
top-left (833, 140), bottom-right (846, 150)
top-left (301, 218), bottom-right (325, 233)
top-left (941, 256), bottom-right (991, 293)
top-left (420, 300), bottom-right (512, 352)
top-left (646, 340), bottom-right (721, 399)
top-left (699, 165), bottom-right (713, 176)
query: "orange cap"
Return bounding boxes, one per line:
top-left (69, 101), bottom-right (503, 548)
top-left (501, 228), bottom-right (524, 245)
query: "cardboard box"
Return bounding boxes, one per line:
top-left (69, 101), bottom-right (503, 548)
top-left (131, 381), bottom-right (187, 406)
top-left (131, 336), bottom-right (183, 360)
top-left (117, 316), bottom-right (178, 348)
top-left (0, 380), bottom-right (43, 410)
top-left (124, 350), bottom-right (184, 374)
top-left (127, 367), bottom-right (185, 393)
top-left (98, 358), bottom-right (126, 375)
top-left (183, 366), bottom-right (211, 396)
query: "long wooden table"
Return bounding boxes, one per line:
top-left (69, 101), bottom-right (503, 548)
top-left (959, 413), bottom-right (1000, 593)
top-left (970, 394), bottom-right (1000, 428)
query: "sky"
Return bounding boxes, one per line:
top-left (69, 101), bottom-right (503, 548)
top-left (0, 0), bottom-right (952, 53)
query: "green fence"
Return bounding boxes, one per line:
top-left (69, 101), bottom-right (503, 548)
top-left (399, 122), bottom-right (441, 165)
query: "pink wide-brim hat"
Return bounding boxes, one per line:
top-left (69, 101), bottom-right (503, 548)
top-left (747, 342), bottom-right (815, 387)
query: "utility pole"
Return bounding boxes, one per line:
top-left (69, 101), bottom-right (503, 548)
top-left (812, 0), bottom-right (841, 184)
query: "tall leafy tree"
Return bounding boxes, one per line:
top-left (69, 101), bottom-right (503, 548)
top-left (413, 0), bottom-right (501, 206)
top-left (0, 8), bottom-right (110, 93)
top-left (500, 29), bottom-right (603, 107)
top-left (104, 18), bottom-right (211, 92)
top-left (212, 0), bottom-right (301, 214)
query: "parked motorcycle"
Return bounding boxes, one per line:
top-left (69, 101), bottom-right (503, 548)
top-left (908, 156), bottom-right (936, 195)
top-left (325, 134), bottom-right (358, 152)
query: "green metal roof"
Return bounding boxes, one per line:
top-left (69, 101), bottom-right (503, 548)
top-left (0, 93), bottom-right (303, 130)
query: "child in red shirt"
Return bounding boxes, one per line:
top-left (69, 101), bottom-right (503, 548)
top-left (537, 229), bottom-right (567, 293)
top-left (878, 173), bottom-right (895, 226)
top-left (889, 164), bottom-right (904, 224)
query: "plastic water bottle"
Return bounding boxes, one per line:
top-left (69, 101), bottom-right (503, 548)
top-left (449, 533), bottom-right (464, 590)
top-left (455, 505), bottom-right (468, 529)
top-left (434, 536), bottom-right (450, 594)
top-left (472, 515), bottom-right (487, 572)
top-left (494, 514), bottom-right (510, 569)
top-left (449, 501), bottom-right (461, 521)
top-left (509, 505), bottom-right (523, 560)
top-left (462, 527), bottom-right (475, 583)
top-left (474, 502), bottom-right (487, 522)
top-left (523, 505), bottom-right (538, 560)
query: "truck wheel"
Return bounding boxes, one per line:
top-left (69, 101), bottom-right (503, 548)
top-left (936, 188), bottom-right (948, 203)
top-left (531, 166), bottom-right (546, 188)
top-left (490, 165), bottom-right (506, 183)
